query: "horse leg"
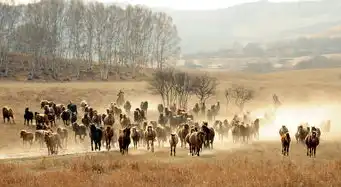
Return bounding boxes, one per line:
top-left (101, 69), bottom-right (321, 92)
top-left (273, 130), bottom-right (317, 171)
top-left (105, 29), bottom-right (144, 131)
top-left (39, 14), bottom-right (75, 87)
top-left (151, 141), bottom-right (154, 152)
top-left (147, 141), bottom-right (150, 150)
top-left (174, 146), bottom-right (176, 156)
top-left (284, 145), bottom-right (287, 156)
top-left (91, 140), bottom-right (94, 151)
top-left (74, 134), bottom-right (77, 144)
top-left (126, 145), bottom-right (129, 154)
top-left (170, 146), bottom-right (173, 156)
top-left (306, 147), bottom-right (309, 156)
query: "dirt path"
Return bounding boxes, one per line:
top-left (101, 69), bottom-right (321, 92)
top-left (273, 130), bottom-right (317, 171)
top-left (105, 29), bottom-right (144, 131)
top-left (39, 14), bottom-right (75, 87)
top-left (0, 138), bottom-right (251, 163)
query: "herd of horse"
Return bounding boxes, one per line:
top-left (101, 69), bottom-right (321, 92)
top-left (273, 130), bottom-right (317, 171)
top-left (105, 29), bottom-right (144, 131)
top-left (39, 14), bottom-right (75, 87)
top-left (0, 91), bottom-right (332, 158)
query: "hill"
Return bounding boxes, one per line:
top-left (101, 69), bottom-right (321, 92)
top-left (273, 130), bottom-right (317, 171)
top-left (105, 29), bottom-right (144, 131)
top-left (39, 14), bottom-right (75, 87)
top-left (159, 0), bottom-right (341, 53)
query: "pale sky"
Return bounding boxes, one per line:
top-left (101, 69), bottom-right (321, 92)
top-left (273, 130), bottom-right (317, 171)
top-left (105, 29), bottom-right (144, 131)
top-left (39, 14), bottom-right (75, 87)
top-left (7, 0), bottom-right (320, 10)
top-left (108, 0), bottom-right (318, 10)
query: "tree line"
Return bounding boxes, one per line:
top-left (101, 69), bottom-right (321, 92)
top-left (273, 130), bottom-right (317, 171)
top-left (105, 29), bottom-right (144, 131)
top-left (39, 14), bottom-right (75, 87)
top-left (0, 0), bottom-right (180, 80)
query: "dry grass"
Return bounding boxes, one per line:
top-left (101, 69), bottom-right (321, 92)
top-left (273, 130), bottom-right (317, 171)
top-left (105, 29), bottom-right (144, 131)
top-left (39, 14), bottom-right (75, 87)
top-left (2, 68), bottom-right (341, 186)
top-left (1, 142), bottom-right (341, 187)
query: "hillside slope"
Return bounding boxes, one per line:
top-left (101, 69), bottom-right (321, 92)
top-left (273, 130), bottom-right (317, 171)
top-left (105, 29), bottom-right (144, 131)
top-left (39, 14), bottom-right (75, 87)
top-left (160, 0), bottom-right (341, 53)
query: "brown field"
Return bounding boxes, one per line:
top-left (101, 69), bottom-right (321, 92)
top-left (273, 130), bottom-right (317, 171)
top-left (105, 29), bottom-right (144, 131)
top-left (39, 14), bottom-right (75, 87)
top-left (1, 68), bottom-right (341, 186)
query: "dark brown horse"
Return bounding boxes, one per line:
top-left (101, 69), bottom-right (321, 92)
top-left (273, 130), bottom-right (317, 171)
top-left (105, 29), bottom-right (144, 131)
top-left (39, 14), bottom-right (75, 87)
top-left (104, 126), bottom-right (114, 151)
top-left (239, 124), bottom-right (251, 143)
top-left (201, 124), bottom-right (215, 149)
top-left (281, 132), bottom-right (291, 156)
top-left (305, 131), bottom-right (319, 157)
top-left (131, 127), bottom-right (140, 149)
top-left (118, 127), bottom-right (131, 155)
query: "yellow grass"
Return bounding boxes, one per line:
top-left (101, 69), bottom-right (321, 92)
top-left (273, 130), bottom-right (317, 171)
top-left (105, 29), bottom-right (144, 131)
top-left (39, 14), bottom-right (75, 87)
top-left (2, 68), bottom-right (341, 186)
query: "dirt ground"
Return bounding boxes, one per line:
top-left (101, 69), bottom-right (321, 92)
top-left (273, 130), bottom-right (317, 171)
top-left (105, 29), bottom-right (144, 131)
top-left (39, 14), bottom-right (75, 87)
top-left (1, 68), bottom-right (341, 186)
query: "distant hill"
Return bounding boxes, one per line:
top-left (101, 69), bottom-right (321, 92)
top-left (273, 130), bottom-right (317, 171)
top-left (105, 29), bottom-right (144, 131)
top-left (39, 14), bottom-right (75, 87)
top-left (152, 0), bottom-right (341, 54)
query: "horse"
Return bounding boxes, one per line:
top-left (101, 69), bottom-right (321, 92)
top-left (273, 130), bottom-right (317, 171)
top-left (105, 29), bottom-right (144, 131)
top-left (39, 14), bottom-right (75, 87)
top-left (305, 131), bottom-right (319, 157)
top-left (281, 132), bottom-right (291, 156)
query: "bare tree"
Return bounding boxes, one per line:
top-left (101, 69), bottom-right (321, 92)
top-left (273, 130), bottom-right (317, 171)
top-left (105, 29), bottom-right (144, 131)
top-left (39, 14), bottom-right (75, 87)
top-left (224, 87), bottom-right (233, 114)
top-left (83, 3), bottom-right (95, 70)
top-left (152, 12), bottom-right (181, 70)
top-left (43, 0), bottom-right (65, 79)
top-left (22, 2), bottom-right (50, 79)
top-left (104, 5), bottom-right (122, 73)
top-left (172, 71), bottom-right (194, 109)
top-left (149, 68), bottom-right (175, 106)
top-left (231, 85), bottom-right (254, 112)
top-left (0, 1), bottom-right (20, 77)
top-left (66, 0), bottom-right (86, 79)
top-left (192, 74), bottom-right (218, 104)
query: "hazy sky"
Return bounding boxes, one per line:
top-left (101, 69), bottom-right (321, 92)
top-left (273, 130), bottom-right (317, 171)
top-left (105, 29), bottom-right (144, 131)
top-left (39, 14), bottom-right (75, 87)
top-left (7, 0), bottom-right (319, 10)
top-left (107, 0), bottom-right (317, 10)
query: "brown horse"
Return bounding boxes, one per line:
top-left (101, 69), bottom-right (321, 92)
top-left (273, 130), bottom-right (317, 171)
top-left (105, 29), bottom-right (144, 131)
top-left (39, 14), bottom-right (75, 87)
top-left (281, 132), bottom-right (291, 156)
top-left (2, 107), bottom-right (15, 124)
top-left (131, 127), bottom-right (140, 149)
top-left (295, 125), bottom-right (309, 143)
top-left (118, 127), bottom-right (131, 155)
top-left (104, 126), bottom-right (114, 151)
top-left (305, 131), bottom-right (319, 157)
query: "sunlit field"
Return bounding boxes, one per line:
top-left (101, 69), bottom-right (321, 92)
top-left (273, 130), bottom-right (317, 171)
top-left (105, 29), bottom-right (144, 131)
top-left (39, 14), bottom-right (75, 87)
top-left (1, 68), bottom-right (341, 186)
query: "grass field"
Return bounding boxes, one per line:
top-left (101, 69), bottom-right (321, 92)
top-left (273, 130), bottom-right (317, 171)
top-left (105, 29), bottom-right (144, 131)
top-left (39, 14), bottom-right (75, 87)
top-left (1, 68), bottom-right (341, 186)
